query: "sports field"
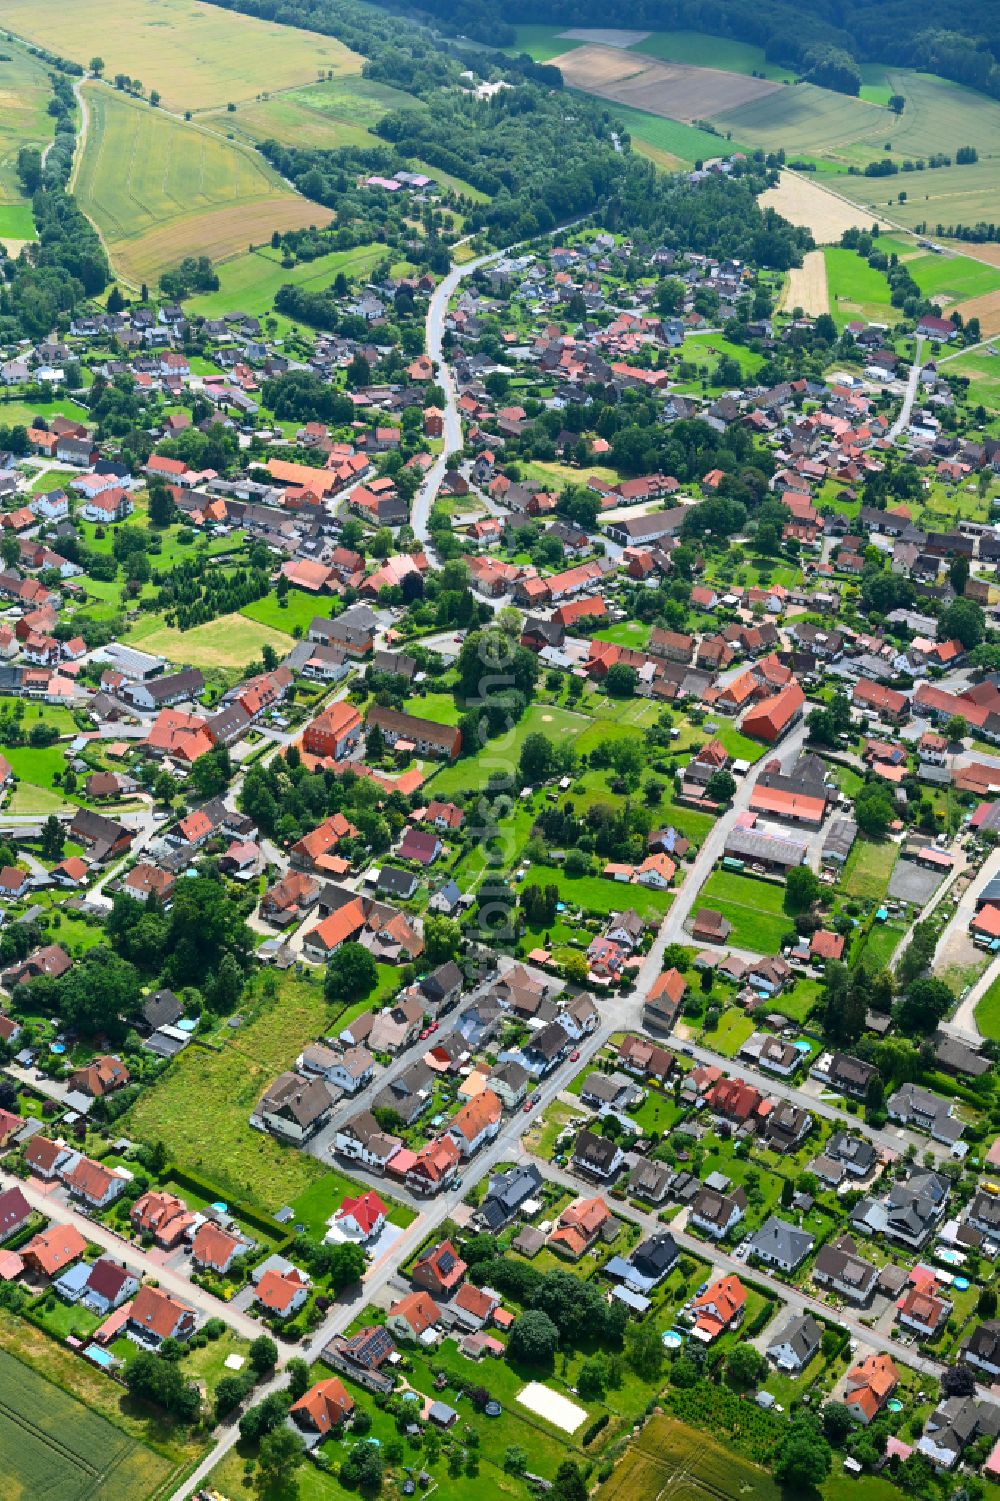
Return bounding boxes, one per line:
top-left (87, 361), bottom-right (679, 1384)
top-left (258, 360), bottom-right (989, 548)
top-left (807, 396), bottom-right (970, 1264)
top-left (0, 41), bottom-right (53, 208)
top-left (214, 75), bottom-right (422, 154)
top-left (0, 1348), bottom-right (172, 1501)
top-left (183, 242), bottom-right (384, 318)
top-left (3, 0), bottom-right (360, 112)
top-left (74, 84), bottom-right (328, 285)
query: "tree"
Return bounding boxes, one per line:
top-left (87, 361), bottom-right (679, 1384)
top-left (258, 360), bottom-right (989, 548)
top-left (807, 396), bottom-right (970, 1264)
top-left (938, 597), bottom-right (984, 650)
top-left (239, 1392), bottom-right (288, 1442)
top-left (341, 1439), bottom-right (383, 1495)
top-left (576, 1354), bottom-right (609, 1399)
top-left (705, 768), bottom-right (736, 803)
top-left (950, 555), bottom-right (970, 597)
top-left (784, 865), bottom-right (820, 916)
top-left (625, 1318), bottom-right (664, 1382)
top-left (822, 1402), bottom-right (854, 1446)
top-left (519, 732), bottom-right (554, 785)
top-left (605, 663), bottom-right (638, 698)
top-left (855, 782), bottom-right (895, 836)
top-left (90, 56), bottom-right (105, 75)
top-left (40, 815), bottom-right (64, 861)
top-left (552, 1461), bottom-right (588, 1501)
top-left (125, 1351), bottom-right (200, 1423)
top-left (256, 1427), bottom-right (303, 1495)
top-left (774, 1421), bottom-right (832, 1489)
top-left (507, 1309), bottom-right (559, 1366)
top-left (287, 1357), bottom-right (311, 1401)
top-left (888, 93), bottom-right (905, 113)
top-left (895, 977), bottom-right (954, 1035)
top-left (978, 1287), bottom-right (997, 1319)
top-left (504, 1446), bottom-right (528, 1475)
top-left (423, 916), bottom-right (461, 964)
top-left (248, 1334), bottom-right (278, 1374)
top-left (945, 715), bottom-right (968, 744)
top-left (147, 479), bottom-right (175, 528)
top-left (215, 1373), bottom-right (250, 1420)
top-left (725, 1344), bottom-right (767, 1391)
top-left (325, 943), bottom-right (377, 1004)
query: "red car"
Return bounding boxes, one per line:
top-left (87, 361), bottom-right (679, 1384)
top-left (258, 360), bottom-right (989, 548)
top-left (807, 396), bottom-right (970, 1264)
top-left (429, 1021), bottom-right (439, 1033)
top-left (419, 1028), bottom-right (430, 1040)
top-left (523, 1099), bottom-right (534, 1113)
top-left (569, 1049), bottom-right (580, 1061)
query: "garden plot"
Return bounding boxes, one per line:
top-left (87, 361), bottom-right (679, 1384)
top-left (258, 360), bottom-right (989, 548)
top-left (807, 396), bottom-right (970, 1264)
top-left (550, 44), bottom-right (780, 124)
top-left (517, 1381), bottom-right (587, 1432)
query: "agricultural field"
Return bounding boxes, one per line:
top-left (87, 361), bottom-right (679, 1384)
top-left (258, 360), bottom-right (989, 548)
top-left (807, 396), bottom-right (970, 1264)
top-left (3, 0), bottom-right (360, 112)
top-left (710, 83), bottom-right (888, 157)
top-left (762, 171), bottom-right (888, 244)
top-left (210, 74), bottom-right (422, 154)
top-left (586, 99), bottom-right (732, 168)
top-left (780, 248), bottom-right (830, 314)
top-left (598, 1415), bottom-right (781, 1501)
top-left (75, 84), bottom-right (328, 286)
top-left (839, 159), bottom-right (1000, 234)
top-left (0, 1348), bottom-right (173, 1501)
top-left (632, 30), bottom-right (793, 82)
top-left (551, 43), bottom-right (781, 125)
top-left (0, 40), bottom-right (53, 212)
top-left (824, 245), bottom-right (897, 327)
top-left (126, 612), bottom-right (293, 668)
top-left (183, 243), bottom-right (384, 320)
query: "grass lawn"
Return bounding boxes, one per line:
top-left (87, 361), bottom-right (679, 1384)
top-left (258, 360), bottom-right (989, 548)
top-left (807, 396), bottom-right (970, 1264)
top-left (824, 246), bottom-right (896, 328)
top-left (241, 588), bottom-right (335, 636)
top-left (127, 612), bottom-right (293, 670)
top-left (839, 838), bottom-right (898, 903)
top-left (185, 241), bottom-right (385, 319)
top-left (403, 691), bottom-right (461, 726)
top-left (127, 971), bottom-right (342, 1209)
top-left (550, 871), bottom-right (674, 919)
top-left (592, 620), bottom-right (653, 649)
top-left (709, 721), bottom-right (769, 763)
top-left (2, 743), bottom-right (70, 791)
top-left (703, 1007), bottom-right (755, 1057)
top-left (425, 703), bottom-right (594, 798)
top-left (289, 1172), bottom-right (415, 1238)
top-left (975, 968), bottom-right (1000, 1041)
top-left (696, 870), bottom-right (790, 953)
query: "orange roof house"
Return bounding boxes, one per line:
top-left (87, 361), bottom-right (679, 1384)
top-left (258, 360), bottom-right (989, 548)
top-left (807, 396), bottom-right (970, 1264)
top-left (741, 682), bottom-right (805, 743)
top-left (845, 1353), bottom-right (898, 1424)
top-left (23, 1224), bottom-right (88, 1277)
top-left (387, 1289), bottom-right (441, 1340)
top-left (291, 1377), bottom-right (355, 1435)
top-left (548, 1196), bottom-right (611, 1260)
top-left (690, 1274), bottom-right (746, 1339)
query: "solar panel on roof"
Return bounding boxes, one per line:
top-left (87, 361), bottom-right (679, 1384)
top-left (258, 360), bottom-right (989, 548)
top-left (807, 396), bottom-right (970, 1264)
top-left (437, 1249), bottom-right (455, 1274)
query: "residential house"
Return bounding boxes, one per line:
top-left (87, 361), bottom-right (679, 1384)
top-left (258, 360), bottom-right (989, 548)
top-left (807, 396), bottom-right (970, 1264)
top-left (767, 1313), bottom-right (822, 1373)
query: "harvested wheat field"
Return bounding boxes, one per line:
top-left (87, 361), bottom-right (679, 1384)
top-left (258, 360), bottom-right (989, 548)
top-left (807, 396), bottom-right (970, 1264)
top-left (952, 290), bottom-right (1000, 338)
top-left (942, 241), bottom-right (1000, 269)
top-left (780, 249), bottom-right (829, 316)
top-left (760, 169), bottom-right (889, 243)
top-left (551, 43), bottom-right (779, 122)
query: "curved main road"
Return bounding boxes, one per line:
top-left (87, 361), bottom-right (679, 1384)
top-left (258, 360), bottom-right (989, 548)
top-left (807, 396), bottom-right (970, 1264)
top-left (412, 247), bottom-right (506, 548)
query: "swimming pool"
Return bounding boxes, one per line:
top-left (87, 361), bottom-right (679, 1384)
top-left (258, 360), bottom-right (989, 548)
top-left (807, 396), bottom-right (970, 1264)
top-left (937, 1248), bottom-right (963, 1266)
top-left (84, 1344), bottom-right (115, 1369)
top-left (953, 1276), bottom-right (970, 1290)
top-left (661, 1331), bottom-right (684, 1349)
top-left (887, 1399), bottom-right (903, 1413)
